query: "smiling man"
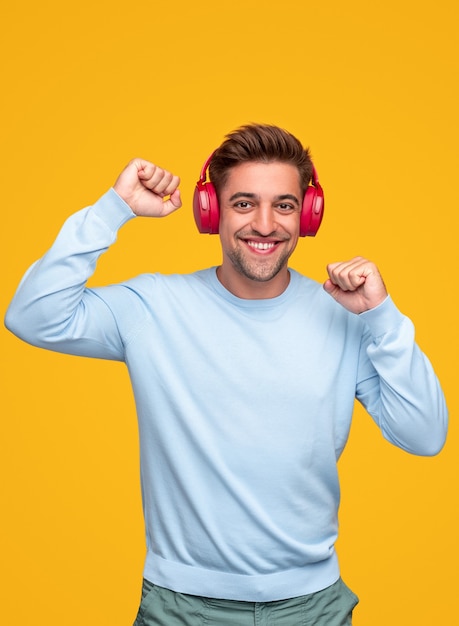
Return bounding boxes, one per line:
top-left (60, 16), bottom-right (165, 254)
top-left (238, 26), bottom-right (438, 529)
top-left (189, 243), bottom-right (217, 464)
top-left (5, 124), bottom-right (448, 625)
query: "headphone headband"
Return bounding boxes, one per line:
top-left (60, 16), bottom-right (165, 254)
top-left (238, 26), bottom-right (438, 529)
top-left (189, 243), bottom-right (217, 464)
top-left (198, 151), bottom-right (215, 184)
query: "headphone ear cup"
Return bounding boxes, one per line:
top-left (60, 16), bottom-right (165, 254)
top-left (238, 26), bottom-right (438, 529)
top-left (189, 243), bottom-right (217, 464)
top-left (193, 180), bottom-right (220, 234)
top-left (300, 184), bottom-right (324, 237)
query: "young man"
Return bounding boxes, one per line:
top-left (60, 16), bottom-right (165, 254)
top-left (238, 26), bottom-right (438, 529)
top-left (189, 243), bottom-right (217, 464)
top-left (5, 124), bottom-right (448, 625)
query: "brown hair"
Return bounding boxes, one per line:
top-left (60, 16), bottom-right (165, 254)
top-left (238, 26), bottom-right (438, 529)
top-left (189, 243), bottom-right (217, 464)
top-left (208, 123), bottom-right (313, 196)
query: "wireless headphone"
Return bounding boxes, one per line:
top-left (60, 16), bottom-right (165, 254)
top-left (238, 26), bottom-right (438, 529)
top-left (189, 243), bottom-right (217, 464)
top-left (193, 152), bottom-right (325, 237)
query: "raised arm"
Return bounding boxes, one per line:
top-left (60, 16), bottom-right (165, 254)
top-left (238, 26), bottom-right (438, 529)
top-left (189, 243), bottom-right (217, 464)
top-left (5, 161), bottom-right (181, 360)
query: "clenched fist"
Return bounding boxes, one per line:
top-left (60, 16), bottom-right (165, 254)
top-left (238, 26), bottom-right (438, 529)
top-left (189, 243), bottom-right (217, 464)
top-left (323, 257), bottom-right (388, 314)
top-left (114, 159), bottom-right (182, 217)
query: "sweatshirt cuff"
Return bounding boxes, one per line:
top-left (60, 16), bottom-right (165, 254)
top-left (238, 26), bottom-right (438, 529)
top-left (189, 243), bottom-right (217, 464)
top-left (91, 188), bottom-right (136, 233)
top-left (359, 295), bottom-right (406, 338)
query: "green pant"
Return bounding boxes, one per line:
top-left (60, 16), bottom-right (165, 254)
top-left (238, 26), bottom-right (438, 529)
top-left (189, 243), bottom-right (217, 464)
top-left (133, 577), bottom-right (359, 625)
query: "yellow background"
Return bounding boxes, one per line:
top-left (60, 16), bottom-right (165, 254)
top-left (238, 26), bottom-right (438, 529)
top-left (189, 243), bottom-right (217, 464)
top-left (1, 1), bottom-right (457, 623)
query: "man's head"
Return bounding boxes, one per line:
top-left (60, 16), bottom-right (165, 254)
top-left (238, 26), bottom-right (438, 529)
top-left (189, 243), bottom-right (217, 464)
top-left (209, 124), bottom-right (314, 199)
top-left (194, 123), bottom-right (320, 299)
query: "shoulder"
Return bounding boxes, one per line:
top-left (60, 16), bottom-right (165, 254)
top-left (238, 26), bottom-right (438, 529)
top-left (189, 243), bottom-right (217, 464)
top-left (289, 269), bottom-right (365, 329)
top-left (115, 268), bottom-right (215, 301)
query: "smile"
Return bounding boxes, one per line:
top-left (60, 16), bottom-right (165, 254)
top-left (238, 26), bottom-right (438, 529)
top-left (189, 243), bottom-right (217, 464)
top-left (246, 241), bottom-right (278, 251)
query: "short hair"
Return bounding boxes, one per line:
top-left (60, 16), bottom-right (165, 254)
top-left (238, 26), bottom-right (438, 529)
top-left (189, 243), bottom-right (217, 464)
top-left (209, 123), bottom-right (313, 197)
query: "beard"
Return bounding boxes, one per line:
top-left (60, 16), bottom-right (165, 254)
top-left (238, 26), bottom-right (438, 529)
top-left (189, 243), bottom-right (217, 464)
top-left (226, 239), bottom-right (291, 283)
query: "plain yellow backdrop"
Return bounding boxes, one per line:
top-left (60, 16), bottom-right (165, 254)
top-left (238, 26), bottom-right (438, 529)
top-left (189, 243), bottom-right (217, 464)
top-left (1, 1), bottom-right (457, 624)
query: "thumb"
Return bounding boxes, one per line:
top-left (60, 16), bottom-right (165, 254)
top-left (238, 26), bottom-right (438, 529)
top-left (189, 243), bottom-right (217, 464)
top-left (172, 188), bottom-right (181, 206)
top-left (322, 279), bottom-right (347, 307)
top-left (323, 279), bottom-right (336, 295)
top-left (161, 189), bottom-right (182, 215)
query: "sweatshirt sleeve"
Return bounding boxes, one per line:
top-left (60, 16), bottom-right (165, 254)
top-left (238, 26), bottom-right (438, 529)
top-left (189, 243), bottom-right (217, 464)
top-left (5, 188), bottom-right (136, 361)
top-left (356, 296), bottom-right (448, 456)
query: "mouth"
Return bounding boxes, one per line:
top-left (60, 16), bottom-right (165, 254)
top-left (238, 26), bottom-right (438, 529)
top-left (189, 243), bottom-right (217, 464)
top-left (246, 240), bottom-right (278, 252)
top-left (239, 233), bottom-right (288, 255)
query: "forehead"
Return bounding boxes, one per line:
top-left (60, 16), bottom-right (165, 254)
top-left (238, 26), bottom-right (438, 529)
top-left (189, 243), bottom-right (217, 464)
top-left (221, 161), bottom-right (302, 196)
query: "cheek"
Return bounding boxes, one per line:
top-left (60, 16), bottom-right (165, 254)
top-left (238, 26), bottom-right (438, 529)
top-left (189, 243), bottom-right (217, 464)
top-left (219, 213), bottom-right (245, 238)
top-left (282, 214), bottom-right (301, 237)
top-left (218, 221), bottom-right (237, 251)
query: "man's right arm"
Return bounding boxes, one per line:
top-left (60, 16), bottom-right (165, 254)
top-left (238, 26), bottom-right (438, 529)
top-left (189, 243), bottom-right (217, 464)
top-left (5, 161), bottom-right (181, 360)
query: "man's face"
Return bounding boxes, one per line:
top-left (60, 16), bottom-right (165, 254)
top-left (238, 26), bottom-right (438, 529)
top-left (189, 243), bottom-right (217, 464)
top-left (217, 161), bottom-right (302, 299)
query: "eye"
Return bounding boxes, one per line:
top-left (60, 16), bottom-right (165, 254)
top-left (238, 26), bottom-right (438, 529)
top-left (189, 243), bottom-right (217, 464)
top-left (276, 203), bottom-right (295, 212)
top-left (234, 201), bottom-right (253, 210)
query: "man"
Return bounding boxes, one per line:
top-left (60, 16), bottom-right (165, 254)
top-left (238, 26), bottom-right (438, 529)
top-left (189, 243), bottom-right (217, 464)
top-left (5, 124), bottom-right (448, 625)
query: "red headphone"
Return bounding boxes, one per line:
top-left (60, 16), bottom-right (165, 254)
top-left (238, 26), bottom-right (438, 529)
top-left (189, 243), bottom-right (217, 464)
top-left (193, 153), bottom-right (325, 236)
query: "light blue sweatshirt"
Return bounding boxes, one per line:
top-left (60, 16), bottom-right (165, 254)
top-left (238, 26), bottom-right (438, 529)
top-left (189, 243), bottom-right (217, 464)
top-left (5, 189), bottom-right (448, 601)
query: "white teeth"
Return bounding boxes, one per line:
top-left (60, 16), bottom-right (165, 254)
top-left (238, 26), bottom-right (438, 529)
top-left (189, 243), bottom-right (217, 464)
top-left (247, 241), bottom-right (276, 250)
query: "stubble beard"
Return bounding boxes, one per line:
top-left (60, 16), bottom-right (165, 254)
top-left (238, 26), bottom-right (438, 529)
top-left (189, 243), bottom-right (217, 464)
top-left (227, 240), bottom-right (291, 283)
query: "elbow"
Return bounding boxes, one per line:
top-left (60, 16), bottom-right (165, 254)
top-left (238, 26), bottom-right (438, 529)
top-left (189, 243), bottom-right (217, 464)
top-left (4, 305), bottom-right (25, 340)
top-left (422, 423), bottom-right (449, 456)
top-left (388, 431), bottom-right (448, 457)
top-left (5, 308), bottom-right (31, 344)
top-left (5, 302), bottom-right (45, 347)
top-left (401, 418), bottom-right (448, 457)
top-left (415, 434), bottom-right (447, 457)
top-left (421, 403), bottom-right (449, 456)
top-left (383, 405), bottom-right (449, 457)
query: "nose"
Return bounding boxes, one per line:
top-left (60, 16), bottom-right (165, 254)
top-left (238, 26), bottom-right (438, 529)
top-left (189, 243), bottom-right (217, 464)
top-left (251, 204), bottom-right (277, 236)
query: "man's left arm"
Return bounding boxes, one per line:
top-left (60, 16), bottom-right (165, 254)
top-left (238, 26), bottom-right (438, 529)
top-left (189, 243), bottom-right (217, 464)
top-left (324, 257), bottom-right (448, 455)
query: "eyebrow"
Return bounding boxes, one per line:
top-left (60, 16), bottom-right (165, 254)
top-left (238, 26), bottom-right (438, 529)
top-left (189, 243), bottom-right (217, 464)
top-left (229, 192), bottom-right (300, 206)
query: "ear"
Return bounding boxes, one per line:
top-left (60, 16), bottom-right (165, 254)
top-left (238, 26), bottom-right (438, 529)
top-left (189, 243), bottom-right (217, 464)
top-left (193, 152), bottom-right (221, 234)
top-left (299, 167), bottom-right (324, 237)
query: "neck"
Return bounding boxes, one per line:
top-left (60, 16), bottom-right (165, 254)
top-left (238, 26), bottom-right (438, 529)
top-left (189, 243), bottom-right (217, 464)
top-left (216, 265), bottom-right (291, 300)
